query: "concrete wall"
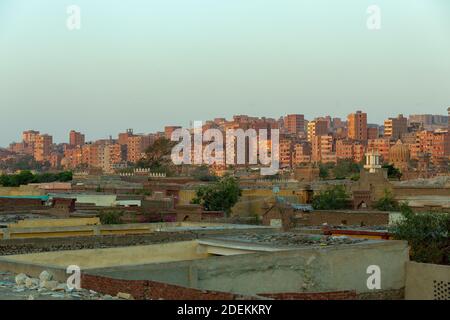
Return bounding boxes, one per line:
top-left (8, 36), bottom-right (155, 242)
top-left (0, 221), bottom-right (263, 240)
top-left (7, 217), bottom-right (100, 229)
top-left (405, 261), bottom-right (450, 300)
top-left (50, 193), bottom-right (117, 207)
top-left (393, 187), bottom-right (450, 197)
top-left (0, 232), bottom-right (198, 256)
top-left (0, 185), bottom-right (44, 196)
top-left (1, 241), bottom-right (208, 270)
top-left (91, 240), bottom-right (409, 297)
top-left (302, 210), bottom-right (390, 226)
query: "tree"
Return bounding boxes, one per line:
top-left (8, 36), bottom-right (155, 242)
top-left (0, 155), bottom-right (47, 171)
top-left (382, 164), bottom-right (402, 180)
top-left (0, 171), bottom-right (73, 187)
top-left (333, 159), bottom-right (361, 180)
top-left (137, 137), bottom-right (176, 174)
top-left (373, 189), bottom-right (399, 211)
top-left (311, 185), bottom-right (351, 210)
top-left (99, 210), bottom-right (124, 225)
top-left (319, 163), bottom-right (331, 179)
top-left (191, 176), bottom-right (242, 214)
top-left (392, 205), bottom-right (449, 265)
top-left (191, 165), bottom-right (218, 182)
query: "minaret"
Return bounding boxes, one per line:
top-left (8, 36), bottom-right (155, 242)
top-left (364, 149), bottom-right (382, 173)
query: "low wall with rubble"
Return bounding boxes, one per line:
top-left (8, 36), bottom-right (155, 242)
top-left (259, 291), bottom-right (357, 300)
top-left (0, 225), bottom-right (275, 255)
top-left (0, 232), bottom-right (197, 256)
top-left (80, 274), bottom-right (259, 300)
top-left (89, 240), bottom-right (409, 299)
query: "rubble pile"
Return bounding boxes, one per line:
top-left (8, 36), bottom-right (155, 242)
top-left (0, 270), bottom-right (132, 300)
top-left (234, 232), bottom-right (365, 247)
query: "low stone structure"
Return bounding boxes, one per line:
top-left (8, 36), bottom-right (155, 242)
top-left (300, 210), bottom-right (390, 227)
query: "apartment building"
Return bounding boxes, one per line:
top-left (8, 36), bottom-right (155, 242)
top-left (307, 120), bottom-right (328, 142)
top-left (293, 142), bottom-right (311, 166)
top-left (127, 134), bottom-right (153, 163)
top-left (69, 130), bottom-right (85, 147)
top-left (384, 114), bottom-right (408, 141)
top-left (284, 114), bottom-right (305, 135)
top-left (33, 134), bottom-right (53, 162)
top-left (367, 138), bottom-right (391, 162)
top-left (311, 135), bottom-right (335, 163)
top-left (367, 127), bottom-right (379, 140)
top-left (164, 126), bottom-right (182, 140)
top-left (347, 111), bottom-right (367, 141)
top-left (335, 140), bottom-right (365, 163)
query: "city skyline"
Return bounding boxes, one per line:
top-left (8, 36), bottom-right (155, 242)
top-left (1, 0), bottom-right (450, 145)
top-left (4, 109), bottom-right (449, 175)
top-left (2, 109), bottom-right (449, 148)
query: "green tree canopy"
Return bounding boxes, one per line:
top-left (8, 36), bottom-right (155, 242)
top-left (382, 164), bottom-right (402, 180)
top-left (191, 176), bottom-right (242, 214)
top-left (373, 189), bottom-right (399, 211)
top-left (0, 171), bottom-right (73, 187)
top-left (392, 205), bottom-right (449, 265)
top-left (333, 159), bottom-right (361, 179)
top-left (319, 163), bottom-right (332, 179)
top-left (99, 210), bottom-right (124, 225)
top-left (137, 137), bottom-right (176, 174)
top-left (191, 165), bottom-right (218, 182)
top-left (311, 185), bottom-right (351, 210)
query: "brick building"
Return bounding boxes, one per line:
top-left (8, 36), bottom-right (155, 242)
top-left (367, 138), bottom-right (391, 162)
top-left (34, 134), bottom-right (53, 162)
top-left (347, 111), bottom-right (367, 142)
top-left (284, 114), bottom-right (305, 135)
top-left (312, 135), bottom-right (335, 163)
top-left (384, 114), bottom-right (408, 141)
top-left (307, 120), bottom-right (328, 142)
top-left (69, 130), bottom-right (85, 147)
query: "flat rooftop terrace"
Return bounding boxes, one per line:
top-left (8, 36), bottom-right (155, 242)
top-left (199, 232), bottom-right (368, 251)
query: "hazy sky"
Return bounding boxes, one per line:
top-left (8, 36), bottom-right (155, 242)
top-left (1, 0), bottom-right (449, 146)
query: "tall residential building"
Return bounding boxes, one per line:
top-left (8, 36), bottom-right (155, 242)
top-left (367, 138), bottom-right (391, 162)
top-left (127, 134), bottom-right (154, 163)
top-left (293, 142), bottom-right (311, 165)
top-left (22, 130), bottom-right (40, 145)
top-left (69, 130), bottom-right (85, 146)
top-left (448, 107), bottom-right (450, 129)
top-left (34, 134), bottom-right (53, 162)
top-left (164, 126), bottom-right (182, 140)
top-left (311, 135), bottom-right (335, 163)
top-left (279, 138), bottom-right (293, 168)
top-left (431, 131), bottom-right (450, 164)
top-left (336, 140), bottom-right (365, 163)
top-left (307, 120), bottom-right (328, 142)
top-left (414, 130), bottom-right (450, 164)
top-left (367, 127), bottom-right (380, 140)
top-left (409, 114), bottom-right (449, 130)
top-left (384, 114), bottom-right (408, 141)
top-left (118, 129), bottom-right (134, 145)
top-left (284, 114), bottom-right (305, 135)
top-left (347, 111), bottom-right (367, 142)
